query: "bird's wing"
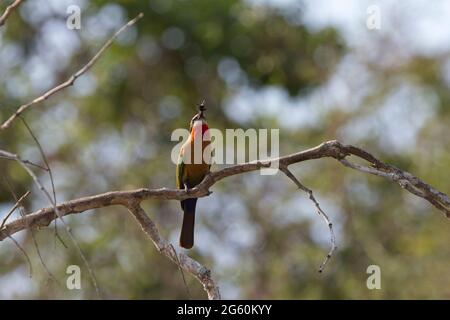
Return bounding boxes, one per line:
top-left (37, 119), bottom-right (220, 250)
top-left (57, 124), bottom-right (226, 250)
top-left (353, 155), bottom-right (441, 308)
top-left (176, 157), bottom-right (185, 189)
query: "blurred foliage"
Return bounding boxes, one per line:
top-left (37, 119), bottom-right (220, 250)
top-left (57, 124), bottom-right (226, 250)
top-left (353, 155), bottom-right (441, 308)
top-left (0, 0), bottom-right (449, 299)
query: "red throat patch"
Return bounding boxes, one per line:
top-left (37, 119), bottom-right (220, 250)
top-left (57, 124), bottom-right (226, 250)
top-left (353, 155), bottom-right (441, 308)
top-left (201, 123), bottom-right (209, 134)
top-left (191, 122), bottom-right (209, 139)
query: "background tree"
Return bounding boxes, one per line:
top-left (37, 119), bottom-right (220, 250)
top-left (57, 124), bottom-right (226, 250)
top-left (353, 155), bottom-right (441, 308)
top-left (0, 0), bottom-right (449, 299)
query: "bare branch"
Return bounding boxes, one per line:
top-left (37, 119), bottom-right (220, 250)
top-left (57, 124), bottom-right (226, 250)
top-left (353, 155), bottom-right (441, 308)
top-left (1, 140), bottom-right (449, 299)
top-left (127, 202), bottom-right (220, 300)
top-left (0, 0), bottom-right (23, 27)
top-left (19, 117), bottom-right (57, 203)
top-left (11, 154), bottom-right (101, 298)
top-left (7, 234), bottom-right (33, 278)
top-left (279, 166), bottom-right (336, 273)
top-left (2, 140), bottom-right (448, 239)
top-left (0, 149), bottom-right (47, 170)
top-left (3, 175), bottom-right (61, 286)
top-left (18, 116), bottom-right (66, 248)
top-left (0, 12), bottom-right (144, 130)
top-left (170, 244), bottom-right (191, 298)
top-left (29, 223), bottom-right (62, 287)
top-left (1, 190), bottom-right (30, 228)
top-left (338, 157), bottom-right (450, 216)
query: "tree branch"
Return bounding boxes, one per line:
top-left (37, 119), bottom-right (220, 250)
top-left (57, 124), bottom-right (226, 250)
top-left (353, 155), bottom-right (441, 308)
top-left (0, 0), bottom-right (23, 27)
top-left (0, 149), bottom-right (47, 170)
top-left (0, 190), bottom-right (30, 228)
top-left (0, 12), bottom-right (144, 130)
top-left (126, 201), bottom-right (221, 300)
top-left (279, 166), bottom-right (336, 273)
top-left (1, 140), bottom-right (449, 299)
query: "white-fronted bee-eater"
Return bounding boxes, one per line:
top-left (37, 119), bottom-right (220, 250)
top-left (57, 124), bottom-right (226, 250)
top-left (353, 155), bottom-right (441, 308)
top-left (176, 101), bottom-right (211, 249)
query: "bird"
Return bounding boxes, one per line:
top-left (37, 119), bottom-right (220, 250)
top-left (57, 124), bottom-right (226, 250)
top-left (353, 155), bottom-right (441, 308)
top-left (176, 100), bottom-right (211, 249)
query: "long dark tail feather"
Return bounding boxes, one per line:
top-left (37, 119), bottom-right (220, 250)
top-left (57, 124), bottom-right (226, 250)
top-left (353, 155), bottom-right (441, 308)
top-left (180, 198), bottom-right (197, 249)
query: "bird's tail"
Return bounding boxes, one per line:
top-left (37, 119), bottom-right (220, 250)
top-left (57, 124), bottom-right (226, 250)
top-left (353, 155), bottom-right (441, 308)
top-left (180, 198), bottom-right (197, 249)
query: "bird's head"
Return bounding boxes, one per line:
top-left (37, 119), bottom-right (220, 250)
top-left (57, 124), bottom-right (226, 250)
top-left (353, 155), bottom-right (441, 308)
top-left (189, 99), bottom-right (209, 138)
top-left (190, 99), bottom-right (206, 125)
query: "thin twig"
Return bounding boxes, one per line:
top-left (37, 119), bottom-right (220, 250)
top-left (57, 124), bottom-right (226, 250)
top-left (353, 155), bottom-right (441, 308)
top-left (0, 0), bottom-right (23, 27)
top-left (0, 12), bottom-right (144, 130)
top-left (7, 234), bottom-right (33, 278)
top-left (29, 224), bottom-right (62, 287)
top-left (0, 149), bottom-right (47, 171)
top-left (19, 117), bottom-right (57, 203)
top-left (3, 175), bottom-right (61, 286)
top-left (18, 116), bottom-right (66, 248)
top-left (280, 166), bottom-right (336, 273)
top-left (1, 190), bottom-right (30, 228)
top-left (14, 155), bottom-right (101, 298)
top-left (170, 244), bottom-right (191, 299)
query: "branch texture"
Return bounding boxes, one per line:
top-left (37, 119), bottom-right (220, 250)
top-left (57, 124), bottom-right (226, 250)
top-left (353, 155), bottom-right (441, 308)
top-left (0, 0), bottom-right (23, 27)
